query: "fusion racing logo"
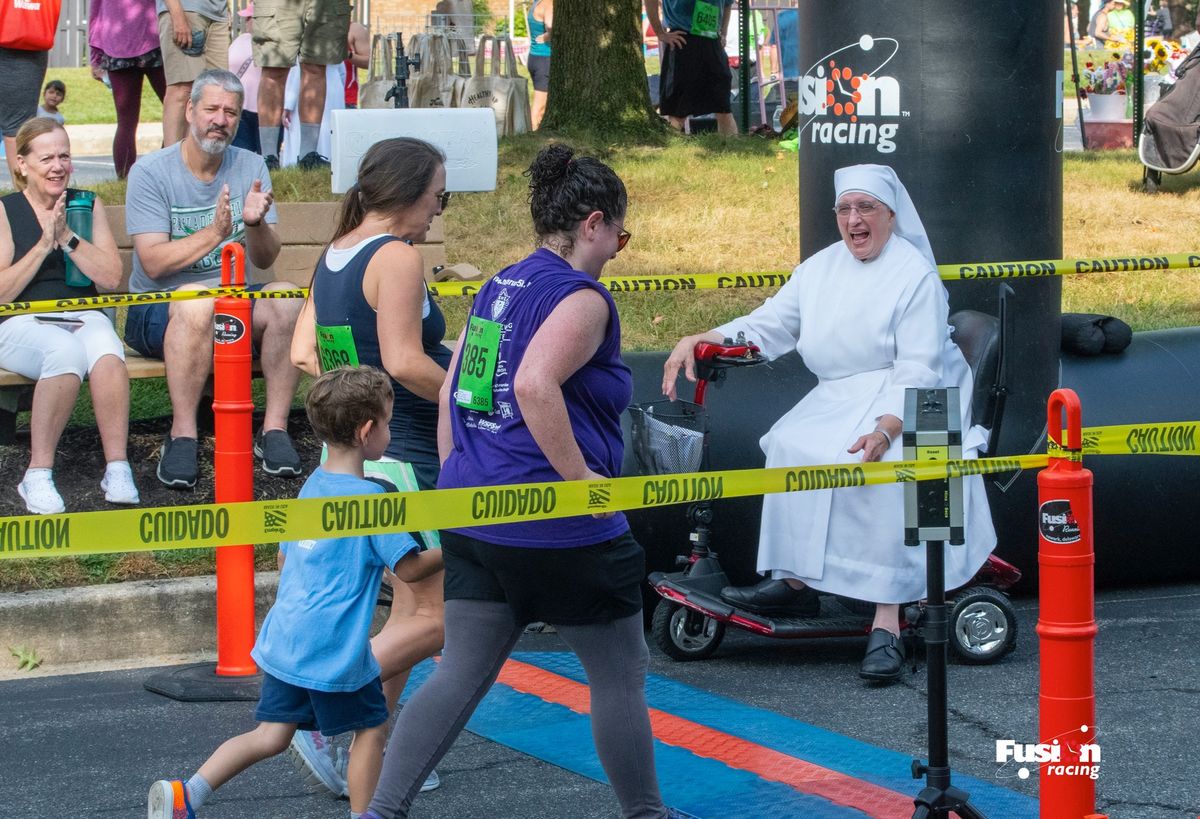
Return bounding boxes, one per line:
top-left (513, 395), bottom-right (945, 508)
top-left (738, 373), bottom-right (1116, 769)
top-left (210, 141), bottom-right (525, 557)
top-left (799, 35), bottom-right (904, 154)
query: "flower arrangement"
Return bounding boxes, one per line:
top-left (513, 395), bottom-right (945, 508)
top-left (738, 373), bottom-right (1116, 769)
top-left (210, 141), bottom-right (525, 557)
top-left (1144, 37), bottom-right (1172, 74)
top-left (1080, 58), bottom-right (1129, 96)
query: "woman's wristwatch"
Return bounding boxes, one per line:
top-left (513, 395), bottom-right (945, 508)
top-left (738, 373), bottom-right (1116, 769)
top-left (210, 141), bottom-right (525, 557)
top-left (61, 233), bottom-right (81, 254)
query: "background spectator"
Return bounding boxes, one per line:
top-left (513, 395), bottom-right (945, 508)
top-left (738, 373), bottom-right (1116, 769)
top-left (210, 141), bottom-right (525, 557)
top-left (37, 80), bottom-right (67, 125)
top-left (88, 0), bottom-right (166, 178)
top-left (254, 0), bottom-right (351, 171)
top-left (229, 3), bottom-right (265, 154)
top-left (344, 20), bottom-right (369, 108)
top-left (527, 0), bottom-right (552, 130)
top-left (158, 0), bottom-right (231, 146)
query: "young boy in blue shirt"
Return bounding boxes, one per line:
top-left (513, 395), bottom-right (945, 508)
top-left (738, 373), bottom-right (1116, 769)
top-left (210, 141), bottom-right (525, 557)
top-left (149, 366), bottom-right (444, 819)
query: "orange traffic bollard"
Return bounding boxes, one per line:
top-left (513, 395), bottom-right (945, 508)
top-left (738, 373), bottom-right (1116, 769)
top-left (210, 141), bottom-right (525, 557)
top-left (1036, 388), bottom-right (1100, 819)
top-left (213, 243), bottom-right (257, 677)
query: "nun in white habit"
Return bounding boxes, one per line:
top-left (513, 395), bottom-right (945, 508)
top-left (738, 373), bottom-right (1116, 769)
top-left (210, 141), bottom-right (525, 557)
top-left (662, 163), bottom-right (996, 682)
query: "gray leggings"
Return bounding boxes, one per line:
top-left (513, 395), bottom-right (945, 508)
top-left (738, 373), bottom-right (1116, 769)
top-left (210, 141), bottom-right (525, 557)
top-left (368, 599), bottom-right (667, 819)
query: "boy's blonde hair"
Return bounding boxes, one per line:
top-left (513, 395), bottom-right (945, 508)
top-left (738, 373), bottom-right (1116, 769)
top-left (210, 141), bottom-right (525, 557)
top-left (305, 366), bottom-right (392, 447)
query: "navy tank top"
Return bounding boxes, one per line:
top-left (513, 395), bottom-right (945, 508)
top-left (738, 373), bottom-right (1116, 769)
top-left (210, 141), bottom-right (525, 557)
top-left (311, 235), bottom-right (452, 469)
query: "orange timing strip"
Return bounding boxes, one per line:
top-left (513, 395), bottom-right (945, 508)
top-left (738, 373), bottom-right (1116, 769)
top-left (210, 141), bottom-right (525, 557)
top-left (495, 658), bottom-right (915, 818)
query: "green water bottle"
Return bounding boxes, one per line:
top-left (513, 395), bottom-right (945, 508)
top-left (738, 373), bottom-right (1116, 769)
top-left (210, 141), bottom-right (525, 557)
top-left (63, 190), bottom-right (95, 288)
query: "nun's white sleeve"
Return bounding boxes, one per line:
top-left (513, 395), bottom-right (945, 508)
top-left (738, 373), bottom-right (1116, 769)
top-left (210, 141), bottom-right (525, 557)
top-left (712, 262), bottom-right (805, 361)
top-left (872, 271), bottom-right (946, 422)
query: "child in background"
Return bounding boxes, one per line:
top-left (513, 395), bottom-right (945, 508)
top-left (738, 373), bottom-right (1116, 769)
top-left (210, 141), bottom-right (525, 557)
top-left (38, 80), bottom-right (66, 125)
top-left (148, 366), bottom-right (444, 819)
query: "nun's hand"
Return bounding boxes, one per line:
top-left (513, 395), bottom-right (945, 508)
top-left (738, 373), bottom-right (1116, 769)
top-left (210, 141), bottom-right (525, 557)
top-left (848, 430), bottom-right (891, 463)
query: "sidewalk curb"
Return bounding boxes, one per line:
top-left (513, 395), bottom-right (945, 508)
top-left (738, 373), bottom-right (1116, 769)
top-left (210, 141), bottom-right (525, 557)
top-left (0, 573), bottom-right (279, 680)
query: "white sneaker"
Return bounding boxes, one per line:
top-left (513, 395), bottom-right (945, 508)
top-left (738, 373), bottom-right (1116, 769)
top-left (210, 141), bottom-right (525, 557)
top-left (17, 469), bottom-right (64, 515)
top-left (101, 461), bottom-right (140, 505)
top-left (288, 730), bottom-right (346, 795)
top-left (420, 768), bottom-right (441, 792)
top-left (334, 747), bottom-right (440, 796)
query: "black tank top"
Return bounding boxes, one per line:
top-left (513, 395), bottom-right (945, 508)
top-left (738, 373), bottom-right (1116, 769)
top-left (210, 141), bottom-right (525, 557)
top-left (311, 235), bottom-right (452, 469)
top-left (2, 189), bottom-right (97, 304)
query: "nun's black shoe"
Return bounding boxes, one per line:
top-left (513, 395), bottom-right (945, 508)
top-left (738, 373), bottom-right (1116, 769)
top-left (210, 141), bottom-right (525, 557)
top-left (719, 579), bottom-right (821, 617)
top-left (859, 628), bottom-right (905, 683)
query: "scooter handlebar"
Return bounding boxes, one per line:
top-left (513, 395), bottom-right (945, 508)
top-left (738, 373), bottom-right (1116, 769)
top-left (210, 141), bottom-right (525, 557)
top-left (693, 339), bottom-right (765, 367)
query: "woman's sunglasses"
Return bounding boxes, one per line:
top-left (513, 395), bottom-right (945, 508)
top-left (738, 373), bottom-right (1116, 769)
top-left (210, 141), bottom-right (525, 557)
top-left (438, 192), bottom-right (452, 210)
top-left (616, 228), bottom-right (632, 252)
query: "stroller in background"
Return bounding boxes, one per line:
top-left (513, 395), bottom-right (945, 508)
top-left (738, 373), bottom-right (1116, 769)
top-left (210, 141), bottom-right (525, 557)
top-left (1139, 46), bottom-right (1200, 192)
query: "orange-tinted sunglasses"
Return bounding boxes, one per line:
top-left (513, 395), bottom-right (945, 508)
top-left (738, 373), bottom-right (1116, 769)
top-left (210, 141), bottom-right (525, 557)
top-left (616, 228), bottom-right (632, 252)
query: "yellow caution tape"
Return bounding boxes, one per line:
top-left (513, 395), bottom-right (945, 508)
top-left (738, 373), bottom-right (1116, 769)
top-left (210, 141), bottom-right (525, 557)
top-left (0, 287), bottom-right (309, 318)
top-left (4, 252), bottom-right (1200, 316)
top-left (0, 453), bottom-right (1048, 560)
top-left (4, 415), bottom-right (1199, 561)
top-left (4, 418), bottom-right (1198, 560)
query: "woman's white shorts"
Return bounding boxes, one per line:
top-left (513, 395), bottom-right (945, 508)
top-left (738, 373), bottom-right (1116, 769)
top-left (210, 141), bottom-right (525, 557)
top-left (0, 310), bottom-right (126, 381)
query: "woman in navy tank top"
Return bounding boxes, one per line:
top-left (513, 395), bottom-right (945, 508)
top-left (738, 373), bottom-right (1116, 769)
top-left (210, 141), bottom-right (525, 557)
top-left (366, 146), bottom-right (686, 819)
top-left (290, 137), bottom-right (449, 797)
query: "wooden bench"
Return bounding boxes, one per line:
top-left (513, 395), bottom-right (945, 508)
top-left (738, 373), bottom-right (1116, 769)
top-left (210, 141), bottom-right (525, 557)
top-left (0, 203), bottom-right (447, 443)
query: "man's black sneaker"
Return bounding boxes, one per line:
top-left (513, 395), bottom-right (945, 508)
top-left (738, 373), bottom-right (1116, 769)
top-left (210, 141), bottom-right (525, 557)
top-left (157, 435), bottom-right (199, 489)
top-left (255, 428), bottom-right (302, 477)
top-left (297, 151), bottom-right (331, 171)
top-left (264, 154), bottom-right (280, 171)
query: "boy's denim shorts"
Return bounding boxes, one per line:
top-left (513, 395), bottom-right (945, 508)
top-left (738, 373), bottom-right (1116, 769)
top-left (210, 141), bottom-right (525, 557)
top-left (255, 672), bottom-right (387, 736)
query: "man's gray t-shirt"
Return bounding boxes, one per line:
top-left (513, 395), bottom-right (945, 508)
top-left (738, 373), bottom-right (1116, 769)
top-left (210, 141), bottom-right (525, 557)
top-left (125, 143), bottom-right (278, 292)
top-left (155, 0), bottom-right (229, 22)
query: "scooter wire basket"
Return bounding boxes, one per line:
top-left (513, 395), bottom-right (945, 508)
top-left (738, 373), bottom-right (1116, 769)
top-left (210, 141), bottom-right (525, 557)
top-left (628, 400), bottom-right (708, 476)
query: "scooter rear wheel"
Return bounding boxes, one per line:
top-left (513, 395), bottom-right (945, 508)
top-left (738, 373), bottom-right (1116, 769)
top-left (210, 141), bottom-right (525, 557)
top-left (652, 600), bottom-right (725, 661)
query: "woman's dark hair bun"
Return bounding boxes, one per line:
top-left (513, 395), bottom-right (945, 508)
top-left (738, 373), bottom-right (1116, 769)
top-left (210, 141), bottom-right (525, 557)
top-left (527, 143), bottom-right (576, 191)
top-left (525, 144), bottom-right (626, 243)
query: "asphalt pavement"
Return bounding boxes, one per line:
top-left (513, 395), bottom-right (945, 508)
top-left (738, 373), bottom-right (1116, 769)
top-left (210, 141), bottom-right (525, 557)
top-left (1, 584), bottom-right (1196, 818)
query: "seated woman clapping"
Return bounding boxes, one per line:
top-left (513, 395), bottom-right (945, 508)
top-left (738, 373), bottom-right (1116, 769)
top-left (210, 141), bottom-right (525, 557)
top-left (0, 117), bottom-right (138, 514)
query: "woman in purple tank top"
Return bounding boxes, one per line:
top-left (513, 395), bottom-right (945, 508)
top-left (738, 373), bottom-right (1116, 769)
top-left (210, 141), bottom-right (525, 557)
top-left (364, 147), bottom-right (688, 819)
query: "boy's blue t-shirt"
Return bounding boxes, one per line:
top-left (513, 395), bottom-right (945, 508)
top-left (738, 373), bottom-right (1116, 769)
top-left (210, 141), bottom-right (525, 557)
top-left (252, 468), bottom-right (418, 692)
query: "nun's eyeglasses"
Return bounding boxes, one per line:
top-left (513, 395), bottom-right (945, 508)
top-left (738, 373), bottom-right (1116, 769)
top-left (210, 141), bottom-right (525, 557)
top-left (833, 201), bottom-right (881, 218)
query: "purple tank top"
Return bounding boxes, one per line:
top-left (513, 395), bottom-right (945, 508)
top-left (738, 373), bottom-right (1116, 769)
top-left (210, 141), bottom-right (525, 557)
top-left (438, 249), bottom-right (633, 548)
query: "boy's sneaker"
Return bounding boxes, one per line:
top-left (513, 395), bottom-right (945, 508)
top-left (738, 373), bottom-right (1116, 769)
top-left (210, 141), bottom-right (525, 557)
top-left (288, 730), bottom-right (346, 795)
top-left (157, 435), bottom-right (199, 489)
top-left (101, 461), bottom-right (140, 505)
top-left (254, 428), bottom-right (302, 476)
top-left (17, 469), bottom-right (64, 514)
top-left (147, 779), bottom-right (196, 818)
top-left (297, 151), bottom-right (331, 171)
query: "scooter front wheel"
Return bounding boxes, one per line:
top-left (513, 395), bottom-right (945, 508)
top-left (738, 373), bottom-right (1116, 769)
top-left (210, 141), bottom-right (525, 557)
top-left (652, 600), bottom-right (726, 661)
top-left (948, 586), bottom-right (1018, 664)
